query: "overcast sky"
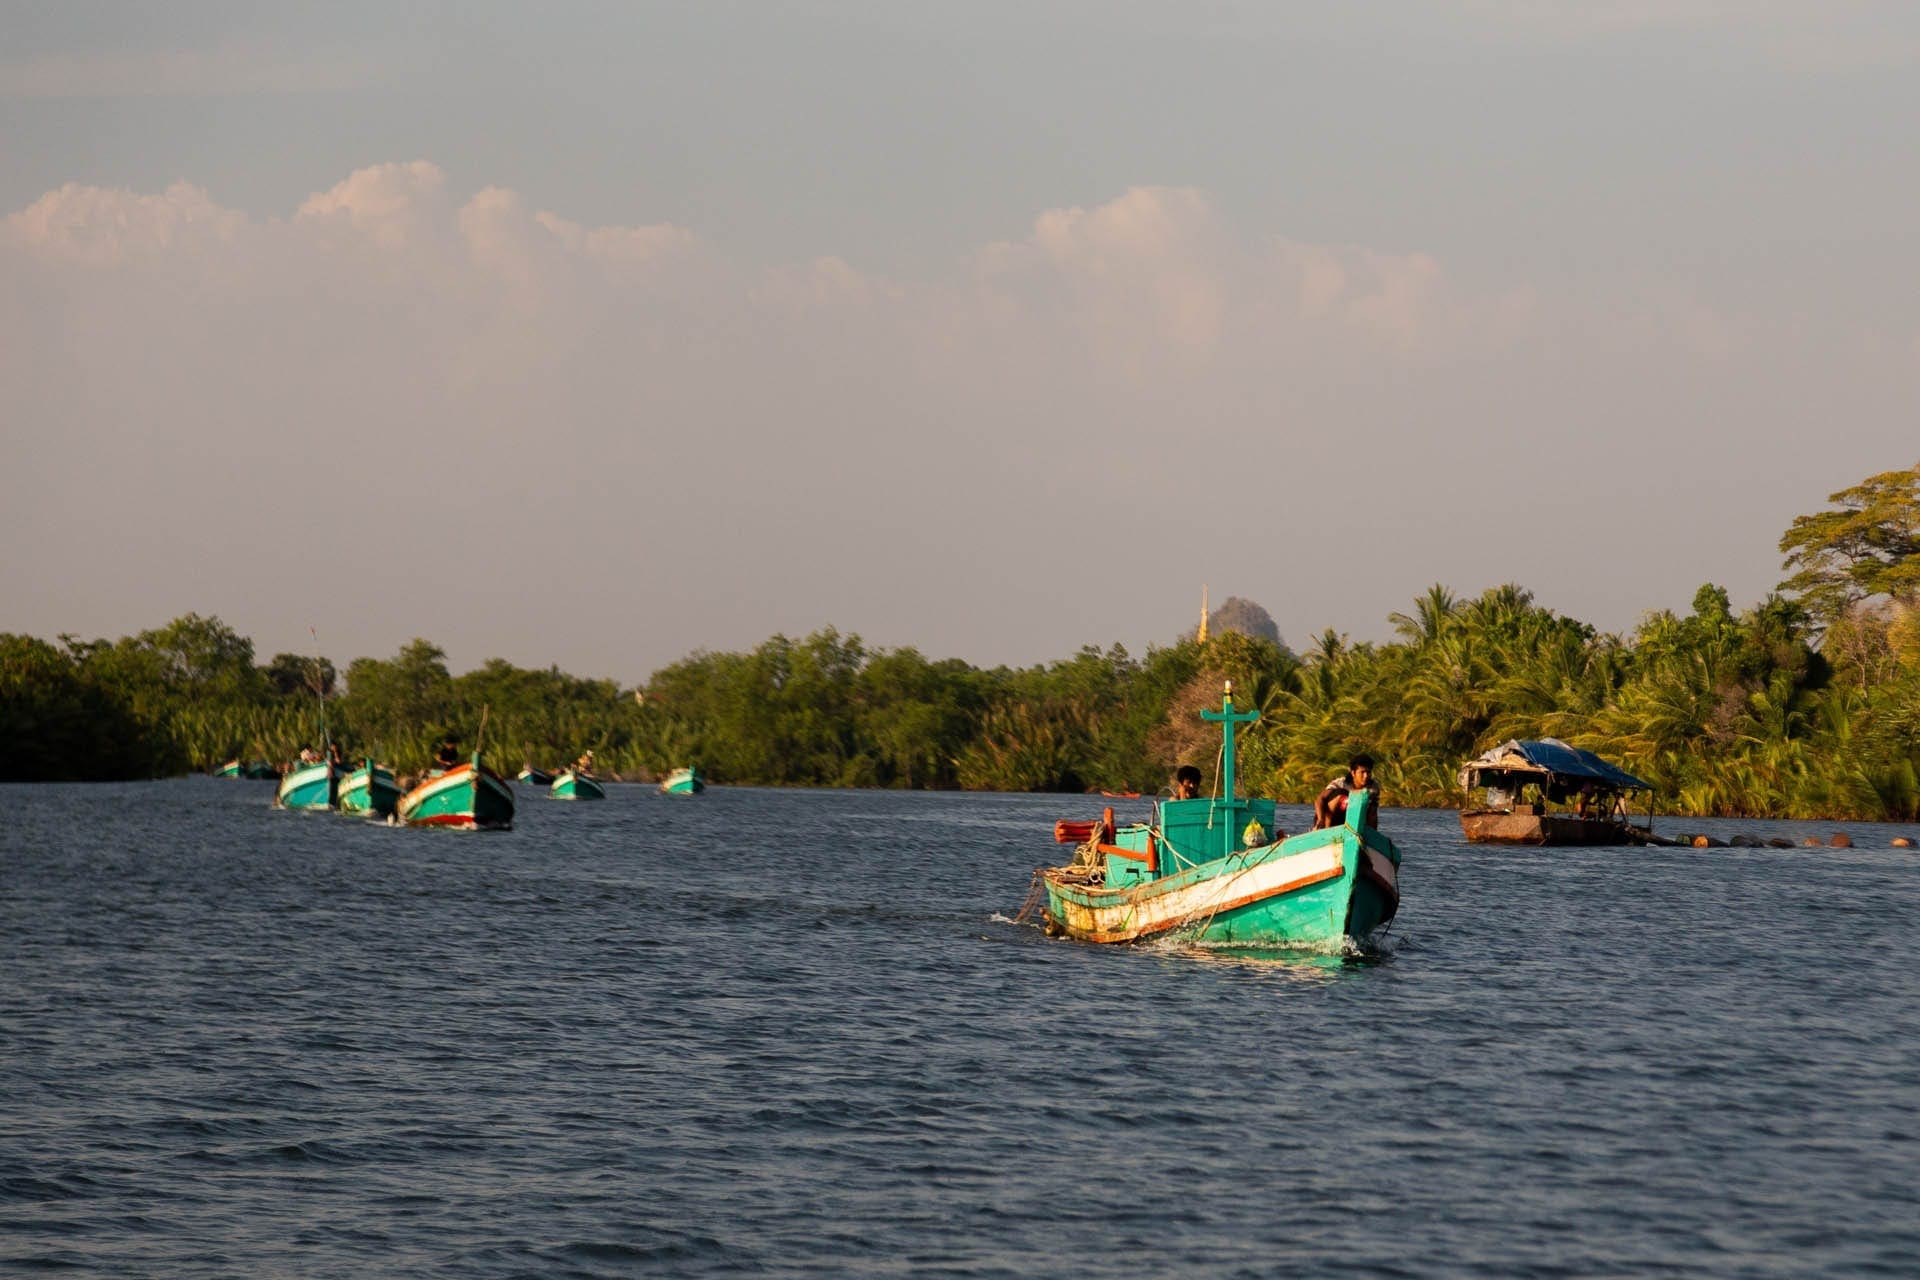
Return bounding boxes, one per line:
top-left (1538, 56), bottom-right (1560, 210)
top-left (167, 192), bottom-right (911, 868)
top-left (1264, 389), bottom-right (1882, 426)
top-left (4, 2), bottom-right (1916, 683)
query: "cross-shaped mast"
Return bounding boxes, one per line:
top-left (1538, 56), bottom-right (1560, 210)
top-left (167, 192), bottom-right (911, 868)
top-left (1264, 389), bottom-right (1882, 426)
top-left (1199, 681), bottom-right (1260, 803)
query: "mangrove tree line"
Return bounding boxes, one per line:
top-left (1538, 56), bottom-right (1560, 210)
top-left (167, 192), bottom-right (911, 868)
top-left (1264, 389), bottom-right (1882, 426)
top-left (4, 463), bottom-right (1917, 819)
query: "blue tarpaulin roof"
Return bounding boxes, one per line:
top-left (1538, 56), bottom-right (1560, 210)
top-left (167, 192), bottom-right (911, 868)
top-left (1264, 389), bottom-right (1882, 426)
top-left (1458, 738), bottom-right (1653, 792)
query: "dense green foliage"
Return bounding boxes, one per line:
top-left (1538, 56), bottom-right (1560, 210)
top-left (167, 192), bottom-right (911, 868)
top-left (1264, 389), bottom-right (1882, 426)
top-left (7, 464), bottom-right (1919, 818)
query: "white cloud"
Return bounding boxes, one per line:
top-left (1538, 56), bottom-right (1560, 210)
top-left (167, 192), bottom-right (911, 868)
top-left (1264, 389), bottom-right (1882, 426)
top-left (975, 187), bottom-right (1227, 354)
top-left (1, 170), bottom-right (1516, 372)
top-left (296, 161), bottom-right (450, 252)
top-left (2, 180), bottom-right (247, 265)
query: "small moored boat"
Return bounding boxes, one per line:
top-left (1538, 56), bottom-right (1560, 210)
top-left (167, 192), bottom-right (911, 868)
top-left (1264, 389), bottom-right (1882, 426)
top-left (1457, 738), bottom-right (1655, 845)
top-left (550, 769), bottom-right (605, 801)
top-left (337, 758), bottom-right (403, 818)
top-left (397, 752), bottom-right (516, 830)
top-left (1038, 684), bottom-right (1401, 949)
top-left (660, 766), bottom-right (704, 795)
top-left (517, 765), bottom-right (555, 786)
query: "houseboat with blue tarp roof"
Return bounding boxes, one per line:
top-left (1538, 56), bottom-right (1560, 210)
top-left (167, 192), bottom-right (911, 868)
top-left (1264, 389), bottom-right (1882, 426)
top-left (1457, 738), bottom-right (1655, 845)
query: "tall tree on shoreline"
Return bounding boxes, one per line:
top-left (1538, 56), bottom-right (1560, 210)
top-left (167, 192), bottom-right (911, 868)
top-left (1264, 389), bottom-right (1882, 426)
top-left (1778, 462), bottom-right (1920, 629)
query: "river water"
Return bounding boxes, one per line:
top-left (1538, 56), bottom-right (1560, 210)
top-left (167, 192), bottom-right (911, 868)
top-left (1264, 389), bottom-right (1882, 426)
top-left (3, 779), bottom-right (1918, 1277)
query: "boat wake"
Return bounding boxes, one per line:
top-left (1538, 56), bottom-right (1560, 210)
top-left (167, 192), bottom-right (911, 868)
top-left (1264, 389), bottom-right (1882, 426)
top-left (1153, 930), bottom-right (1399, 968)
top-left (984, 909), bottom-right (1400, 970)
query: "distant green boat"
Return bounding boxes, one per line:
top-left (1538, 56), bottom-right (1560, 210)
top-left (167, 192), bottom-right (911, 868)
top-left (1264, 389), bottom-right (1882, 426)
top-left (273, 759), bottom-right (336, 811)
top-left (660, 766), bottom-right (703, 795)
top-left (336, 759), bottom-right (402, 818)
top-left (1039, 685), bottom-right (1401, 949)
top-left (550, 769), bottom-right (605, 801)
top-left (216, 759), bottom-right (278, 779)
top-left (397, 753), bottom-right (516, 830)
top-left (517, 765), bottom-right (555, 786)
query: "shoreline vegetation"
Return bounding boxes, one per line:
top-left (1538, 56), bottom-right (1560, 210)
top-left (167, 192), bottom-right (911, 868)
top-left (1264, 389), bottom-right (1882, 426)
top-left (5, 464), bottom-right (1918, 820)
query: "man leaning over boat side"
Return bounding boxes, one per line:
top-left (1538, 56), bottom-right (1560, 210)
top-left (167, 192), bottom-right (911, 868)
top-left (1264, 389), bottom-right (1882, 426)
top-left (1313, 754), bottom-right (1378, 830)
top-left (1171, 764), bottom-right (1203, 800)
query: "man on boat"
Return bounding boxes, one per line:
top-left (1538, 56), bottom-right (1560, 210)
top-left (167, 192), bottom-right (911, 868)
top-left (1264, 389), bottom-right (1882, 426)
top-left (434, 738), bottom-right (460, 771)
top-left (1171, 764), bottom-right (1202, 800)
top-left (1313, 754), bottom-right (1378, 829)
top-left (574, 750), bottom-right (595, 776)
top-left (1574, 779), bottom-right (1596, 819)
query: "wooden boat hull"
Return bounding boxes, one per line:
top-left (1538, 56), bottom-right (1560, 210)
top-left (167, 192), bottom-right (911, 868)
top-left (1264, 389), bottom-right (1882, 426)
top-left (660, 767), bottom-right (704, 794)
top-left (1459, 810), bottom-right (1638, 846)
top-left (337, 762), bottom-right (402, 817)
top-left (1042, 807), bottom-right (1400, 948)
top-left (397, 760), bottom-right (516, 830)
top-left (216, 759), bottom-right (242, 778)
top-left (273, 762), bottom-right (335, 811)
top-left (550, 771), bottom-right (605, 800)
top-left (517, 768), bottom-right (555, 786)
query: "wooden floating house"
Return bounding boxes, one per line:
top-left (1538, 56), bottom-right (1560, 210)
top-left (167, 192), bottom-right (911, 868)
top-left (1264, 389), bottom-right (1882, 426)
top-left (1457, 738), bottom-right (1655, 846)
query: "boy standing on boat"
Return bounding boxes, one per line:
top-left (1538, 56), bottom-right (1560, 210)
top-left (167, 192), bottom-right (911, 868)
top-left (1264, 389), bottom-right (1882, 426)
top-left (1314, 754), bottom-right (1378, 829)
top-left (1171, 764), bottom-right (1203, 800)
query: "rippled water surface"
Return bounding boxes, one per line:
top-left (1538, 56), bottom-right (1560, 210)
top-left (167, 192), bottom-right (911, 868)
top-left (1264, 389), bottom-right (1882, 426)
top-left (5, 780), bottom-right (1920, 1277)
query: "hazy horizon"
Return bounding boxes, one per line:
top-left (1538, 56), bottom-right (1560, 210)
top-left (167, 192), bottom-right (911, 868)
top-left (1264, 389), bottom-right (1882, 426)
top-left (6, 3), bottom-right (1917, 684)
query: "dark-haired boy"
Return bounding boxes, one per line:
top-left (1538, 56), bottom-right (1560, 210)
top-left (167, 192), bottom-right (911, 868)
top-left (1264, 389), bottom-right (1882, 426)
top-left (1313, 754), bottom-right (1377, 829)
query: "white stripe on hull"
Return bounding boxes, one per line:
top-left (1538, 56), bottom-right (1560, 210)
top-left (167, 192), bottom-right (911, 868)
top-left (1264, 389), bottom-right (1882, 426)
top-left (405, 771), bottom-right (469, 804)
top-left (399, 766), bottom-right (512, 817)
top-left (277, 763), bottom-right (331, 806)
top-left (1061, 841), bottom-right (1346, 942)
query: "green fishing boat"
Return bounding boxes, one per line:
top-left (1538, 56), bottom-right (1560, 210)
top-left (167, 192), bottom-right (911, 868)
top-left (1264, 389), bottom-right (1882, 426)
top-left (216, 759), bottom-right (278, 779)
top-left (550, 769), bottom-right (605, 800)
top-left (517, 765), bottom-right (555, 786)
top-left (274, 758), bottom-right (336, 811)
top-left (274, 648), bottom-right (339, 809)
top-left (660, 766), bottom-right (704, 795)
top-left (1038, 684), bottom-right (1402, 949)
top-left (336, 758), bottom-right (403, 818)
top-left (396, 753), bottom-right (515, 830)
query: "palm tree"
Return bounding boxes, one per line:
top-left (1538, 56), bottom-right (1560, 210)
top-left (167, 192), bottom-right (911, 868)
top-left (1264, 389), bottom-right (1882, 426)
top-left (1388, 584), bottom-right (1458, 646)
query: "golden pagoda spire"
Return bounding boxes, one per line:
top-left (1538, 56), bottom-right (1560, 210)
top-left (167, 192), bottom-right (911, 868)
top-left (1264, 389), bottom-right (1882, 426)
top-left (1198, 584), bottom-right (1209, 645)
